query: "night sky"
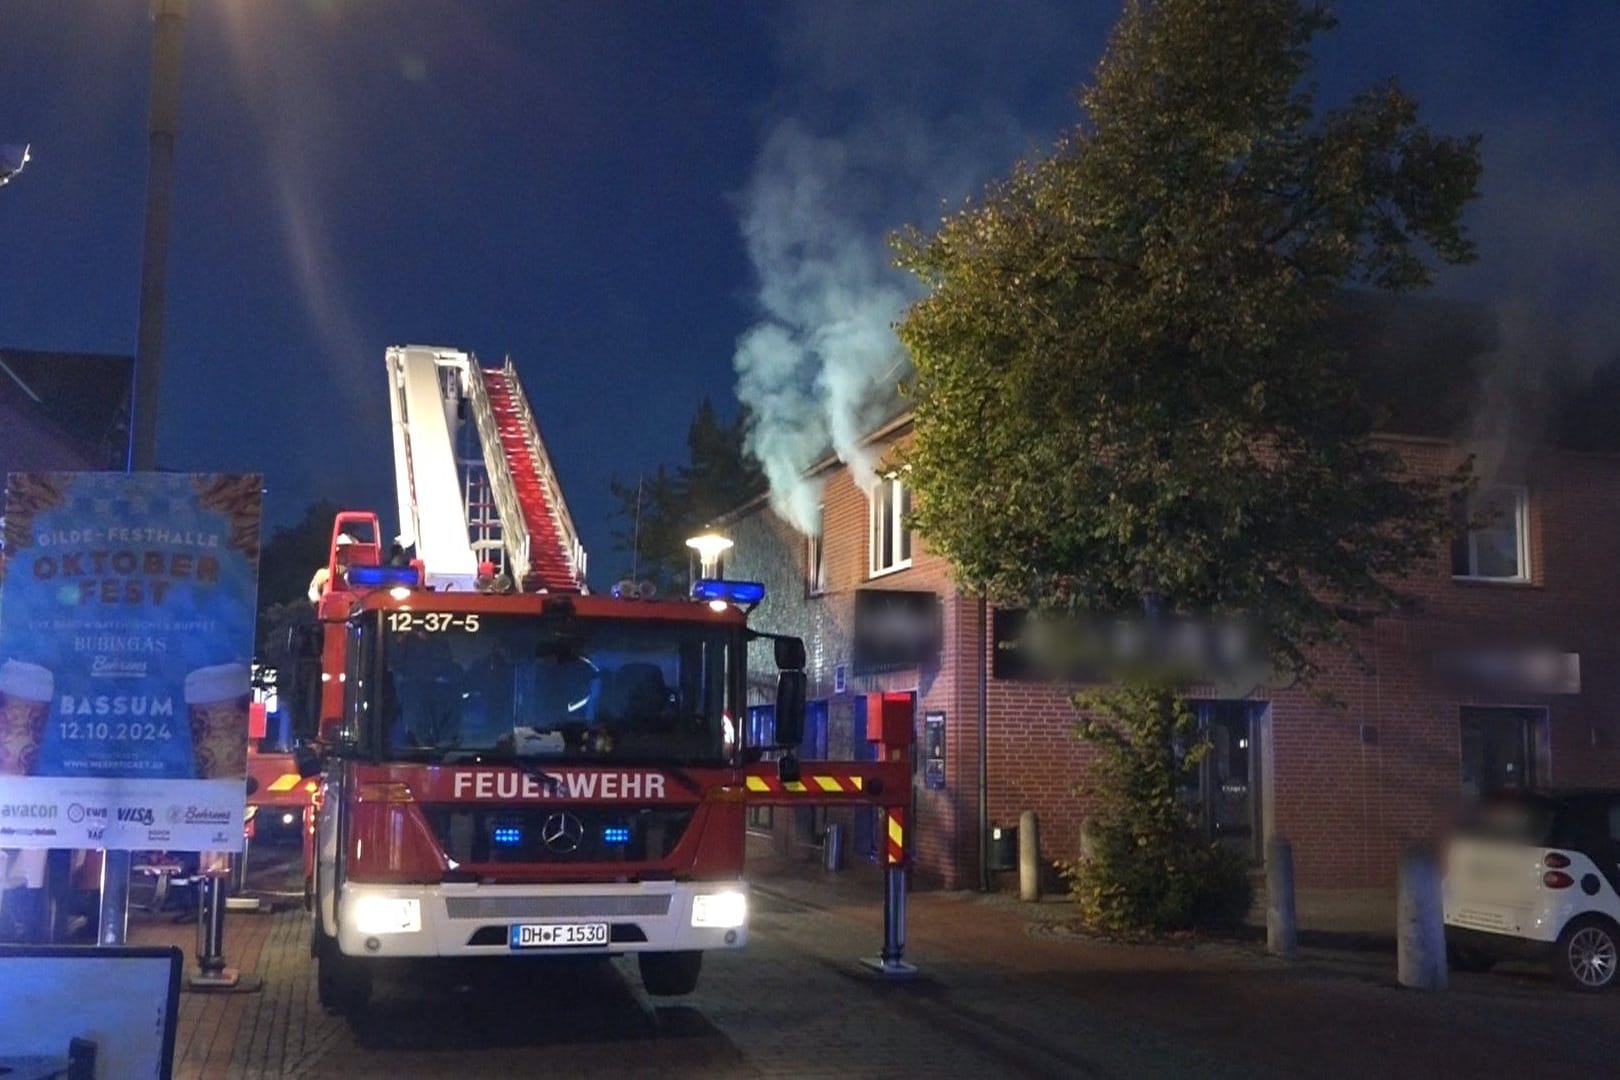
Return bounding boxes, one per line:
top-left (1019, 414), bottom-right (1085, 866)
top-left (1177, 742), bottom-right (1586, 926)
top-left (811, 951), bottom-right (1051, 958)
top-left (4, 2), bottom-right (1617, 587)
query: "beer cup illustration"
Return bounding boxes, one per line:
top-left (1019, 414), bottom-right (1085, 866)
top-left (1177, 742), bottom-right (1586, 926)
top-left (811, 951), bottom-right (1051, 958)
top-left (185, 663), bottom-right (251, 779)
top-left (0, 660), bottom-right (53, 775)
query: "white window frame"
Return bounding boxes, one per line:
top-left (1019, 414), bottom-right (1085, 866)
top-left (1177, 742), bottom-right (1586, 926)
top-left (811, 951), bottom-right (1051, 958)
top-left (869, 472), bottom-right (912, 578)
top-left (1454, 485), bottom-right (1531, 583)
top-left (807, 503), bottom-right (827, 596)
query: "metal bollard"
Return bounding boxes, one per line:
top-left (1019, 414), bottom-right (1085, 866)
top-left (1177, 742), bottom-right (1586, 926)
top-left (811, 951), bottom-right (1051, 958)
top-left (1079, 816), bottom-right (1099, 863)
top-left (1018, 810), bottom-right (1041, 902)
top-left (98, 850), bottom-right (132, 946)
top-left (822, 823), bottom-right (845, 872)
top-left (1397, 848), bottom-right (1448, 991)
top-left (196, 875), bottom-right (227, 978)
top-left (185, 857), bottom-right (262, 992)
top-left (1266, 836), bottom-right (1298, 959)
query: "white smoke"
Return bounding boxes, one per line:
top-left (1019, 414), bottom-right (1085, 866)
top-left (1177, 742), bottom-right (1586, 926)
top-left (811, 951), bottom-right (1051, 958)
top-left (733, 119), bottom-right (922, 529)
top-left (732, 2), bottom-right (1094, 533)
top-left (1456, 111), bottom-right (1620, 477)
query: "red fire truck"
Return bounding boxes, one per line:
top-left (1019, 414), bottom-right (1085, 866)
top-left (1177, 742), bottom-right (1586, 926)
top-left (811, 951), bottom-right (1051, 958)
top-left (286, 347), bottom-right (903, 1016)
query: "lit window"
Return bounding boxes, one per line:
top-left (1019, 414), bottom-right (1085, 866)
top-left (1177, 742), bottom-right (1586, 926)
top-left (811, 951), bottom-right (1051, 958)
top-left (1452, 487), bottom-right (1529, 582)
top-left (807, 504), bottom-right (827, 596)
top-left (869, 473), bottom-right (912, 577)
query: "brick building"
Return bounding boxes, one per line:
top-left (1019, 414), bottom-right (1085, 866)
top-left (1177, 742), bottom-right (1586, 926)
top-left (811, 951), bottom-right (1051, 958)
top-left (719, 413), bottom-right (1620, 890)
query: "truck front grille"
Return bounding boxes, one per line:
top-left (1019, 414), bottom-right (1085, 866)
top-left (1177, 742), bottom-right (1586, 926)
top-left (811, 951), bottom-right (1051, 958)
top-left (421, 805), bottom-right (694, 866)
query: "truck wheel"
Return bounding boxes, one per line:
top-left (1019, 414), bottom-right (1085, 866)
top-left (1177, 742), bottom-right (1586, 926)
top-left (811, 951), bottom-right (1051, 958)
top-left (638, 951), bottom-right (702, 996)
top-left (317, 934), bottom-right (373, 1015)
top-left (1555, 916), bottom-right (1619, 992)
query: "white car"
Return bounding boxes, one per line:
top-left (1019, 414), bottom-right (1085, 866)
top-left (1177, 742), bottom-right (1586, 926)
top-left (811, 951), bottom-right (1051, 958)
top-left (1444, 789), bottom-right (1620, 991)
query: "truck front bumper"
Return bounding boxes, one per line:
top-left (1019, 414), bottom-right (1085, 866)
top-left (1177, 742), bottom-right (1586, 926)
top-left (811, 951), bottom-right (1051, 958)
top-left (335, 879), bottom-right (749, 959)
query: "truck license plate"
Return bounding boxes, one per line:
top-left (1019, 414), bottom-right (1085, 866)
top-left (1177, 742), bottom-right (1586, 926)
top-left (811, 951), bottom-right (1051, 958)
top-left (510, 922), bottom-right (610, 949)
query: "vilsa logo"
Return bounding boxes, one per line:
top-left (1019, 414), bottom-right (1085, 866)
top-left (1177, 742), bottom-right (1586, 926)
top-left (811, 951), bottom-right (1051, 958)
top-left (117, 807), bottom-right (155, 826)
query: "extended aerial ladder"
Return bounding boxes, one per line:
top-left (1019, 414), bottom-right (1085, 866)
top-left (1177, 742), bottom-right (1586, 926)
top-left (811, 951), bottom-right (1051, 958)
top-left (385, 345), bottom-right (588, 593)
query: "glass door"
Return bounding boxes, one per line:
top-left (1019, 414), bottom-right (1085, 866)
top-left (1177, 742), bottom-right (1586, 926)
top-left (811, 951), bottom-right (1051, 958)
top-left (1188, 701), bottom-right (1264, 862)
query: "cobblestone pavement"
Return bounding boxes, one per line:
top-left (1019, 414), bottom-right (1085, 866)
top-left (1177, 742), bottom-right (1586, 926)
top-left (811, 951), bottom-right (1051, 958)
top-left (134, 844), bottom-right (1620, 1079)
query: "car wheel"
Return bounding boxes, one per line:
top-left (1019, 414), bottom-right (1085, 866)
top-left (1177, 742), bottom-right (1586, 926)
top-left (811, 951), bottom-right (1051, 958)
top-left (316, 933), bottom-right (373, 1015)
top-left (638, 950), bottom-right (703, 996)
top-left (1555, 916), bottom-right (1619, 992)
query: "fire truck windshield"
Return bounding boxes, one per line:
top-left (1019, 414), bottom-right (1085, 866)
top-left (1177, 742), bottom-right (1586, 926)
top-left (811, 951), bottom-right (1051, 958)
top-left (371, 612), bottom-right (736, 763)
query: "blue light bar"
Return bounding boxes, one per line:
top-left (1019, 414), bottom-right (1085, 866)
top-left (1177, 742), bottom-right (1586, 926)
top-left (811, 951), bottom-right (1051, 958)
top-left (492, 826), bottom-right (523, 846)
top-left (347, 564), bottom-right (422, 589)
top-left (602, 826), bottom-right (631, 845)
top-left (691, 579), bottom-right (766, 605)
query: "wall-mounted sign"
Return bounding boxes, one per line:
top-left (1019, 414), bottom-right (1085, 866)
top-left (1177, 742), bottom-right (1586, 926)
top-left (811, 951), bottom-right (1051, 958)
top-left (923, 711), bottom-right (945, 791)
top-left (1433, 649), bottom-right (1581, 696)
top-left (834, 663), bottom-right (847, 695)
top-left (0, 472), bottom-right (262, 851)
top-left (992, 607), bottom-right (1262, 685)
top-left (852, 589), bottom-right (942, 675)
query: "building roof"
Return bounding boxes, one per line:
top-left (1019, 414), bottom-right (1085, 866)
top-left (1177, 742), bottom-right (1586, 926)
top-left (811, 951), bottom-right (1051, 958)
top-left (0, 348), bottom-right (133, 474)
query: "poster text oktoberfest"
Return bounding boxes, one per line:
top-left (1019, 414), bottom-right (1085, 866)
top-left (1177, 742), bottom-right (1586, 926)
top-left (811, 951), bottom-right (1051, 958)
top-left (0, 473), bottom-right (263, 851)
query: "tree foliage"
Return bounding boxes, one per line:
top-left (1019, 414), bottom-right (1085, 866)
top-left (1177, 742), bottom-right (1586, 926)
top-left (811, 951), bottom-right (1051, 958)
top-left (895, 0), bottom-right (1481, 681)
top-left (608, 399), bottom-right (765, 593)
top-left (894, 0), bottom-right (1481, 931)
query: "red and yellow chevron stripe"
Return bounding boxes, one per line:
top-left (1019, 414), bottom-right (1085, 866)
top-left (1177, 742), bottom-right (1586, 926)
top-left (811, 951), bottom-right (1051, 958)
top-left (744, 774), bottom-right (864, 796)
top-left (885, 807), bottom-right (905, 865)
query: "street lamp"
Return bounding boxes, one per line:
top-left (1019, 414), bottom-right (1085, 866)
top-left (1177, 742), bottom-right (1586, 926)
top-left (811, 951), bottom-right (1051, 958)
top-left (0, 143), bottom-right (29, 187)
top-left (685, 532), bottom-right (734, 580)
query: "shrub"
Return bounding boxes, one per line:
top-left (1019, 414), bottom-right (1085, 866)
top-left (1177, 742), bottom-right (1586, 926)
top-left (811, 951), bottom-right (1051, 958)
top-left (1059, 680), bottom-right (1255, 934)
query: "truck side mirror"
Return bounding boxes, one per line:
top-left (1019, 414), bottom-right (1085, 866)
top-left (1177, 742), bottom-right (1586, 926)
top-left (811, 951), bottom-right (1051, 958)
top-left (774, 636), bottom-right (806, 671)
top-left (286, 623), bottom-right (323, 660)
top-left (774, 670), bottom-right (806, 748)
top-left (288, 657), bottom-right (323, 742)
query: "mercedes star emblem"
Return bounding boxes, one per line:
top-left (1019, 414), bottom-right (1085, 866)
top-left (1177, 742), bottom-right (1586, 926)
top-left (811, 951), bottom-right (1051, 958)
top-left (541, 811), bottom-right (585, 853)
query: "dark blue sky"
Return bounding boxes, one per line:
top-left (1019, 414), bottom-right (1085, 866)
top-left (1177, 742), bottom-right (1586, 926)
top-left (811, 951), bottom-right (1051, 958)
top-left (4, 1), bottom-right (1617, 586)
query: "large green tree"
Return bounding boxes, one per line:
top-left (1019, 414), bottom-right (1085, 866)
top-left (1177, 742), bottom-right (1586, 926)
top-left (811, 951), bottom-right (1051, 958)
top-left (608, 399), bottom-right (764, 593)
top-left (895, 0), bottom-right (1481, 930)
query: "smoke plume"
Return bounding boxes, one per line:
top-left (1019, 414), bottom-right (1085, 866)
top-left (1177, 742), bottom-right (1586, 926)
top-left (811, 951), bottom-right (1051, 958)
top-left (1458, 112), bottom-right (1620, 477)
top-left (732, 2), bottom-right (1093, 533)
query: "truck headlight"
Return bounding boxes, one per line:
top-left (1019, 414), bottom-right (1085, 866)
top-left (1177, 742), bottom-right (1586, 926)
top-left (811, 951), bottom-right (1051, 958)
top-left (350, 896), bottom-right (421, 935)
top-left (691, 890), bottom-right (747, 929)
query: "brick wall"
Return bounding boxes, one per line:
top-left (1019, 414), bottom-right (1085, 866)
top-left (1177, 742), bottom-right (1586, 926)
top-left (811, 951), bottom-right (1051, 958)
top-left (722, 432), bottom-right (1620, 889)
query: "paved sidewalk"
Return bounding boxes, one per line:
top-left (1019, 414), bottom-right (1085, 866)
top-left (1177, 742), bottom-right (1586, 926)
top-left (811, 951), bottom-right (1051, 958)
top-left (129, 846), bottom-right (1620, 1078)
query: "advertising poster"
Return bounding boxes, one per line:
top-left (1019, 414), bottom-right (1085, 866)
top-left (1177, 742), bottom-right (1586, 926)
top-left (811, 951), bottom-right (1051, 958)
top-left (0, 472), bottom-right (262, 851)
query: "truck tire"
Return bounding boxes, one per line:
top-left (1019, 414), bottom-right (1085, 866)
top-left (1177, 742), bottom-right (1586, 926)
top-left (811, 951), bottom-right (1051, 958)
top-left (316, 933), bottom-right (373, 1015)
top-left (638, 950), bottom-right (703, 996)
top-left (1554, 916), bottom-right (1620, 992)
